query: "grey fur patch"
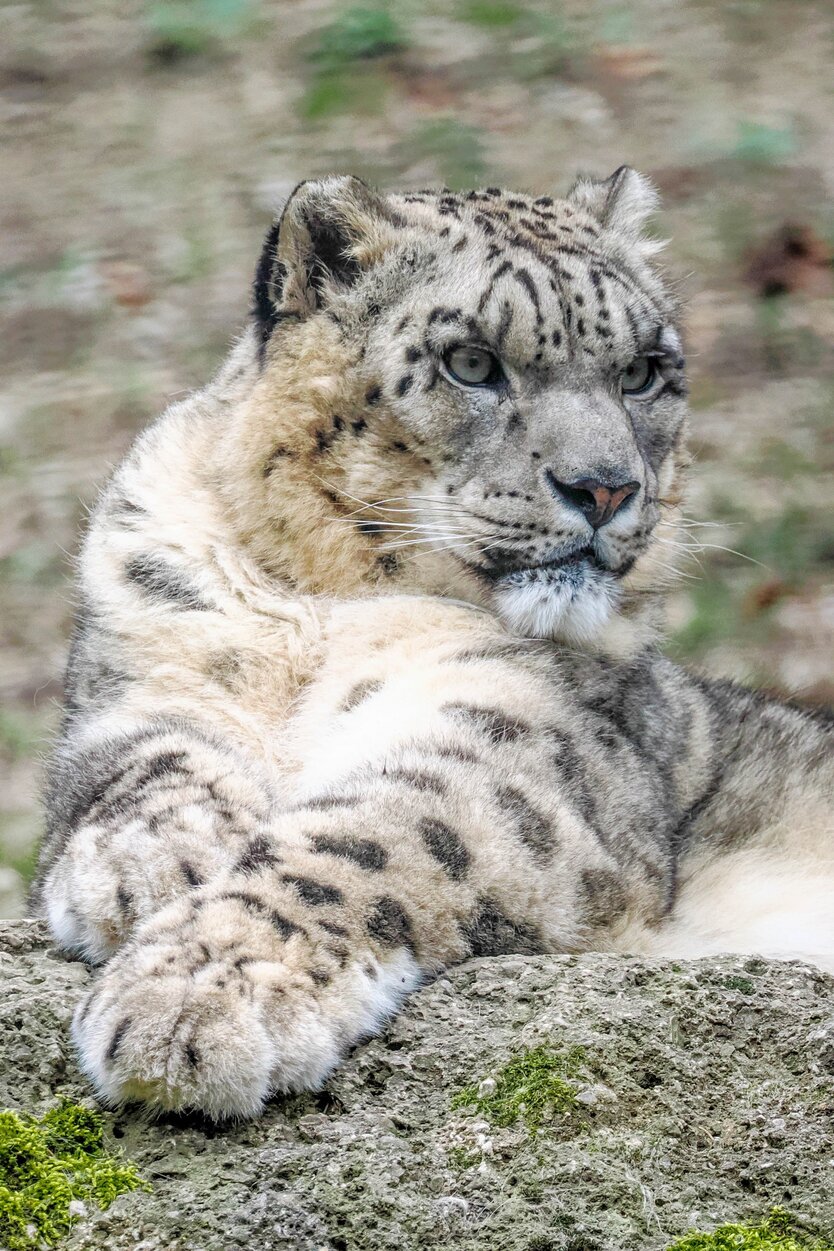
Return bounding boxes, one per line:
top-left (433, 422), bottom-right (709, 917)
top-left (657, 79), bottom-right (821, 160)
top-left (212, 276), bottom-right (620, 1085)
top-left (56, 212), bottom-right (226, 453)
top-left (495, 786), bottom-right (555, 865)
top-left (578, 866), bottom-right (628, 929)
top-left (124, 554), bottom-right (211, 611)
top-left (461, 898), bottom-right (544, 956)
top-left (63, 604), bottom-right (131, 719)
top-left (418, 817), bottom-right (470, 880)
top-left (546, 726), bottom-right (604, 837)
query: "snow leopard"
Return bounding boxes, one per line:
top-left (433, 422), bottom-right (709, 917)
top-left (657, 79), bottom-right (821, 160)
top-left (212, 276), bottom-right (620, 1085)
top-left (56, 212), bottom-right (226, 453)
top-left (33, 168), bottom-right (834, 1120)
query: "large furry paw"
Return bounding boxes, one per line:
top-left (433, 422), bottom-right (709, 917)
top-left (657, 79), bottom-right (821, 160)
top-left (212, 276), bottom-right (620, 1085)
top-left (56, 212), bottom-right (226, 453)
top-left (72, 893), bottom-right (418, 1120)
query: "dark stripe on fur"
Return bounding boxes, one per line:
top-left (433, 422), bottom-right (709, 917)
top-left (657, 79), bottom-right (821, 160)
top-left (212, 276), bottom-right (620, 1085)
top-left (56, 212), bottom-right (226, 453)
top-left (124, 555), bottom-right (210, 612)
top-left (312, 835), bottom-right (388, 872)
top-left (461, 898), bottom-right (544, 956)
top-left (495, 785), bottom-right (555, 865)
top-left (418, 817), bottom-right (470, 880)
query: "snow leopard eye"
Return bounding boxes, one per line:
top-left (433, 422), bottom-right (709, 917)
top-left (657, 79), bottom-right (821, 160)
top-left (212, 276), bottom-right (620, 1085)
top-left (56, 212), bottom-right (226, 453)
top-left (620, 357), bottom-right (657, 397)
top-left (444, 346), bottom-right (503, 387)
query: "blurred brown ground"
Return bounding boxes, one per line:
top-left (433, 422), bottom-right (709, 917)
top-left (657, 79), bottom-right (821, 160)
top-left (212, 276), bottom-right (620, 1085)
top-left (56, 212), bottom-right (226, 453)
top-left (1, 0), bottom-right (833, 917)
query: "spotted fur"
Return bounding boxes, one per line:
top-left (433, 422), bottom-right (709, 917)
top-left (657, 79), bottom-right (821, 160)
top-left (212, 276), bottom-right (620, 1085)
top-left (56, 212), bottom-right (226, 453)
top-left (34, 170), bottom-right (833, 1121)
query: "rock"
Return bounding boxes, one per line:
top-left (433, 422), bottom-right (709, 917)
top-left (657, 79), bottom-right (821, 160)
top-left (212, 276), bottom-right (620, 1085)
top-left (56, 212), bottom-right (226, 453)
top-left (1, 921), bottom-right (833, 1250)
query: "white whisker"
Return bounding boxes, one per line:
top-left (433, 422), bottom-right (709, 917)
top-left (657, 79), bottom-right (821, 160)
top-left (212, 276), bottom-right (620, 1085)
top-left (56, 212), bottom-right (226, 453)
top-left (681, 542), bottom-right (767, 568)
top-left (336, 519), bottom-right (464, 535)
top-left (345, 499), bottom-right (465, 517)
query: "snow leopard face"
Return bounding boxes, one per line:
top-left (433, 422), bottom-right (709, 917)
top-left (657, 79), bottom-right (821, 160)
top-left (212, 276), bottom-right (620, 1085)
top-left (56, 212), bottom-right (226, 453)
top-left (250, 169), bottom-right (688, 650)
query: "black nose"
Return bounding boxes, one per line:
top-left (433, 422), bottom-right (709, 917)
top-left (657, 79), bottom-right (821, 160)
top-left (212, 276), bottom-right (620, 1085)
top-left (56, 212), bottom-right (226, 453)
top-left (546, 472), bottom-right (639, 529)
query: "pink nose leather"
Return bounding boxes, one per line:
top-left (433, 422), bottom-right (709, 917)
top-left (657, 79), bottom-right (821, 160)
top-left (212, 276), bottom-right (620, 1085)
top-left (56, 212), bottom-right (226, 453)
top-left (547, 474), bottom-right (640, 529)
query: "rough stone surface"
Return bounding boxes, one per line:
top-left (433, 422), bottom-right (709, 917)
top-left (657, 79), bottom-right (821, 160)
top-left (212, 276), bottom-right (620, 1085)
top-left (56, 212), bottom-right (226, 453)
top-left (2, 921), bottom-right (833, 1251)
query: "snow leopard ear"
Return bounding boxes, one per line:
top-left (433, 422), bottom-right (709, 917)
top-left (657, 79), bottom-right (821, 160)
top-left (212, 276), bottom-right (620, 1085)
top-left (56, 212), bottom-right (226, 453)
top-left (252, 175), bottom-right (404, 348)
top-left (567, 166), bottom-right (660, 244)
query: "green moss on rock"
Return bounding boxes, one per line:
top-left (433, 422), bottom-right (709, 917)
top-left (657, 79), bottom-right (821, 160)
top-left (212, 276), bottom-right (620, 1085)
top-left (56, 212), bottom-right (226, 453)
top-left (452, 1045), bottom-right (587, 1132)
top-left (667, 1207), bottom-right (834, 1250)
top-left (0, 1100), bottom-right (148, 1249)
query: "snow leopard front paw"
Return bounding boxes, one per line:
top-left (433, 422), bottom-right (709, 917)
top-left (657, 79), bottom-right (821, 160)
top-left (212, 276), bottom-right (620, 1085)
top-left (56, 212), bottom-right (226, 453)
top-left (72, 890), bottom-right (419, 1120)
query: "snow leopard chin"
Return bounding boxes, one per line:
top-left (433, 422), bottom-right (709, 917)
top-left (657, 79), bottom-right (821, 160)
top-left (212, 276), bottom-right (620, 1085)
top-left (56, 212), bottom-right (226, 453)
top-left (493, 561), bottom-right (620, 643)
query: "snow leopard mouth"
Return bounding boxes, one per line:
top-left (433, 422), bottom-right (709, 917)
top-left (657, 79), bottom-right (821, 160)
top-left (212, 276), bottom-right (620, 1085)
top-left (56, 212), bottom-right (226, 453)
top-left (476, 544), bottom-right (617, 585)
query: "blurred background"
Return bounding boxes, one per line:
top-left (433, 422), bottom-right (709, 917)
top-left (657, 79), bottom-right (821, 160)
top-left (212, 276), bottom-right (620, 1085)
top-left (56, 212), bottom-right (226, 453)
top-left (1, 0), bottom-right (833, 919)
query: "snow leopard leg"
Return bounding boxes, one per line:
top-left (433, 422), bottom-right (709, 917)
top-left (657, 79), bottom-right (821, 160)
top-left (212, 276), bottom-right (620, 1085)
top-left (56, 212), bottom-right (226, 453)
top-left (35, 716), bottom-right (277, 964)
top-left (72, 648), bottom-right (669, 1120)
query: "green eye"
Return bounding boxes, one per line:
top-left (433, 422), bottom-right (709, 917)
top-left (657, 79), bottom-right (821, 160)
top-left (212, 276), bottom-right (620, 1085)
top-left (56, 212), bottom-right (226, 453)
top-left (621, 357), bottom-right (657, 396)
top-left (445, 345), bottom-right (502, 387)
